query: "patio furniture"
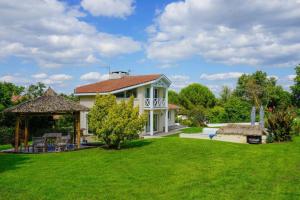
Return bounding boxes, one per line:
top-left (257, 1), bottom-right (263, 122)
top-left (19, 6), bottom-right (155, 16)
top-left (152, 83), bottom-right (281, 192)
top-left (32, 137), bottom-right (46, 153)
top-left (43, 133), bottom-right (62, 152)
top-left (56, 135), bottom-right (71, 151)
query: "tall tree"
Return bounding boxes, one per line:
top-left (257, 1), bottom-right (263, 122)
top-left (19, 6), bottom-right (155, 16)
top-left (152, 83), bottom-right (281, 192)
top-left (234, 71), bottom-right (278, 107)
top-left (291, 65), bottom-right (300, 107)
top-left (26, 82), bottom-right (46, 99)
top-left (168, 90), bottom-right (180, 105)
top-left (179, 83), bottom-right (216, 109)
top-left (220, 86), bottom-right (232, 104)
top-left (0, 82), bottom-right (24, 111)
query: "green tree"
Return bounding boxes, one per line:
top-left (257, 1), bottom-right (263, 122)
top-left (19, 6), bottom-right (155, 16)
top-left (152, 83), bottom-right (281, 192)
top-left (207, 106), bottom-right (227, 123)
top-left (88, 94), bottom-right (116, 133)
top-left (234, 71), bottom-right (275, 107)
top-left (220, 86), bottom-right (232, 105)
top-left (179, 83), bottom-right (216, 109)
top-left (26, 82), bottom-right (46, 99)
top-left (0, 82), bottom-right (24, 111)
top-left (89, 95), bottom-right (146, 149)
top-left (224, 96), bottom-right (251, 122)
top-left (291, 65), bottom-right (300, 107)
top-left (168, 90), bottom-right (180, 105)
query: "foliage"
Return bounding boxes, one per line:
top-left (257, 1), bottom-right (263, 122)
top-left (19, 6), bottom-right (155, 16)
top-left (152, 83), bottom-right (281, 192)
top-left (88, 94), bottom-right (116, 133)
top-left (267, 85), bottom-right (292, 109)
top-left (186, 106), bottom-right (207, 127)
top-left (224, 96), bottom-right (251, 122)
top-left (291, 65), bottom-right (300, 107)
top-left (168, 90), bottom-right (180, 105)
top-left (181, 127), bottom-right (203, 133)
top-left (292, 117), bottom-right (300, 136)
top-left (0, 82), bottom-right (24, 112)
top-left (0, 127), bottom-right (14, 145)
top-left (177, 118), bottom-right (193, 127)
top-left (179, 83), bottom-right (216, 109)
top-left (25, 82), bottom-right (46, 99)
top-left (234, 71), bottom-right (277, 107)
top-left (207, 106), bottom-right (227, 123)
top-left (89, 95), bottom-right (146, 149)
top-left (219, 86), bottom-right (232, 105)
top-left (266, 109), bottom-right (296, 142)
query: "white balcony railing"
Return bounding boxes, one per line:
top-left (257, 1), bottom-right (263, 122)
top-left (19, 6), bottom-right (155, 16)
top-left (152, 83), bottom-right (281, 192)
top-left (144, 98), bottom-right (166, 108)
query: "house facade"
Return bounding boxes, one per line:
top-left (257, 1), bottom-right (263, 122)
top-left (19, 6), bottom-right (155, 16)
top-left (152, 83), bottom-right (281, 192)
top-left (74, 71), bottom-right (178, 136)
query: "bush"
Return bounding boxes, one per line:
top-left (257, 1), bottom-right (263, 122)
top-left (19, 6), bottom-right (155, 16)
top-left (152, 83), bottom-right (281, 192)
top-left (178, 118), bottom-right (194, 127)
top-left (187, 106), bottom-right (207, 127)
top-left (266, 109), bottom-right (296, 142)
top-left (292, 117), bottom-right (300, 136)
top-left (89, 95), bottom-right (146, 149)
top-left (207, 106), bottom-right (227, 123)
top-left (0, 127), bottom-right (14, 145)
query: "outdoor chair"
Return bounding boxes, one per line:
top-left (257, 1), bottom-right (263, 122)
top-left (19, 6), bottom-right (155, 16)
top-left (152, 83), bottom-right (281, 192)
top-left (56, 135), bottom-right (71, 151)
top-left (32, 137), bottom-right (47, 153)
top-left (43, 133), bottom-right (62, 152)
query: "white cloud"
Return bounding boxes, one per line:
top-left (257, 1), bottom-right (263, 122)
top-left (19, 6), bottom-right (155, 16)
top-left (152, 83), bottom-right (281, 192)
top-left (200, 72), bottom-right (244, 81)
top-left (80, 72), bottom-right (109, 81)
top-left (0, 74), bottom-right (29, 84)
top-left (267, 75), bottom-right (279, 80)
top-left (0, 0), bottom-right (141, 68)
top-left (169, 75), bottom-right (191, 90)
top-left (81, 0), bottom-right (135, 18)
top-left (0, 75), bottom-right (17, 82)
top-left (147, 0), bottom-right (300, 67)
top-left (32, 73), bottom-right (48, 79)
top-left (30, 73), bottom-right (72, 85)
top-left (287, 74), bottom-right (296, 81)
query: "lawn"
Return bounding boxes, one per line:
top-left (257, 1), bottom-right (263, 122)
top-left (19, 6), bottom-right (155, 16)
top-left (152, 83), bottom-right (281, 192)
top-left (0, 144), bottom-right (12, 151)
top-left (1, 137), bottom-right (300, 200)
top-left (181, 126), bottom-right (203, 133)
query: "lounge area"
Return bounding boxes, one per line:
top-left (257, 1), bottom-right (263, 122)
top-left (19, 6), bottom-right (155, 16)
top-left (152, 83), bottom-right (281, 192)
top-left (3, 87), bottom-right (90, 153)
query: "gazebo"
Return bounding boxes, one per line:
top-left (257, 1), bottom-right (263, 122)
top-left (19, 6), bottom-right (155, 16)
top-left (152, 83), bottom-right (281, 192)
top-left (4, 87), bottom-right (89, 152)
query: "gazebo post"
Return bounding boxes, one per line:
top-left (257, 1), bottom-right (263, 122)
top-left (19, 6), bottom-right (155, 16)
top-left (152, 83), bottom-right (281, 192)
top-left (76, 112), bottom-right (81, 148)
top-left (24, 116), bottom-right (29, 152)
top-left (14, 115), bottom-right (20, 152)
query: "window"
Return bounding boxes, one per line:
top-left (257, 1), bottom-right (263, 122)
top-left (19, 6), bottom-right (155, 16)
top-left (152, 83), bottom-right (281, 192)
top-left (145, 88), bottom-right (150, 98)
top-left (168, 111), bottom-right (171, 120)
top-left (126, 89), bottom-right (137, 98)
top-left (115, 92), bottom-right (125, 98)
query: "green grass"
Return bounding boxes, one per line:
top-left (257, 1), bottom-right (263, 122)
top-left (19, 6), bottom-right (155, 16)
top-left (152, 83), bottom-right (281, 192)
top-left (181, 126), bottom-right (203, 133)
top-left (1, 138), bottom-right (300, 200)
top-left (0, 144), bottom-right (12, 151)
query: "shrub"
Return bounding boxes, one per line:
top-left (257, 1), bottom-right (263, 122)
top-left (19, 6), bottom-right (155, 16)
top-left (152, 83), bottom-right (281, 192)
top-left (266, 109), bottom-right (296, 142)
top-left (89, 95), bottom-right (146, 149)
top-left (292, 117), bottom-right (300, 136)
top-left (207, 106), bottom-right (227, 123)
top-left (187, 106), bottom-right (207, 127)
top-left (0, 127), bottom-right (14, 145)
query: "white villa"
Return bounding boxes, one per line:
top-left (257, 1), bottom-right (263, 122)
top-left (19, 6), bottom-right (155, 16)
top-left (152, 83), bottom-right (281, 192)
top-left (74, 71), bottom-right (179, 136)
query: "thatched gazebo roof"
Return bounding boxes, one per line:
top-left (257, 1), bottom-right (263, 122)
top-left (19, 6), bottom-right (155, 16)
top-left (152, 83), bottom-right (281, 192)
top-left (216, 124), bottom-right (266, 136)
top-left (4, 87), bottom-right (89, 114)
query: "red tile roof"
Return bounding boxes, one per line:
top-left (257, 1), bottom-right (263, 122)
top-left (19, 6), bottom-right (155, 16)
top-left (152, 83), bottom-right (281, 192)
top-left (75, 74), bottom-right (161, 94)
top-left (168, 104), bottom-right (180, 110)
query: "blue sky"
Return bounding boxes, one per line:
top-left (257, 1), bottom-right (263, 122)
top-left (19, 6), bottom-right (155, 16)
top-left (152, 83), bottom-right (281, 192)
top-left (0, 0), bottom-right (299, 94)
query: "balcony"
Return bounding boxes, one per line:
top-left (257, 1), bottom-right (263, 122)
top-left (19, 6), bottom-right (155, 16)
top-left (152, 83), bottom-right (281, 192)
top-left (144, 98), bottom-right (167, 109)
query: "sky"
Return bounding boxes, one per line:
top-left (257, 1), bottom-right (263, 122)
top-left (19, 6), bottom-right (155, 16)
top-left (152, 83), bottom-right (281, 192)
top-left (0, 0), bottom-right (299, 95)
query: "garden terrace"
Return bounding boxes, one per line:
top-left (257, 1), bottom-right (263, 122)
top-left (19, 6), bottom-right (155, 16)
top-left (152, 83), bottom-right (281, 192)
top-left (3, 87), bottom-right (89, 153)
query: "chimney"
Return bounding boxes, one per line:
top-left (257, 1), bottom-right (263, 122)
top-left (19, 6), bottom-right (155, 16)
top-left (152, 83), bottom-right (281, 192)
top-left (109, 71), bottom-right (129, 79)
